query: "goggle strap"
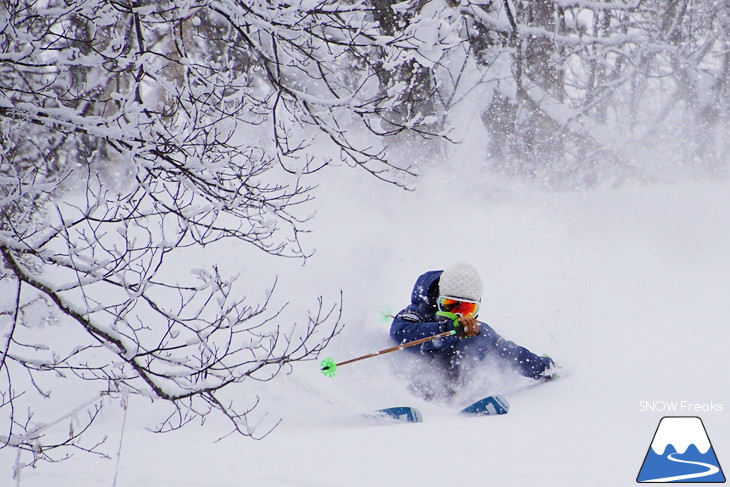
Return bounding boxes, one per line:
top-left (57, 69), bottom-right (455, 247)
top-left (440, 296), bottom-right (480, 304)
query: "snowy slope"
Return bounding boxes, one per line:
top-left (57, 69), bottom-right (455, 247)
top-left (5, 163), bottom-right (730, 486)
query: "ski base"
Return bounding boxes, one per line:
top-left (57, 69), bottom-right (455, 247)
top-left (460, 394), bottom-right (510, 415)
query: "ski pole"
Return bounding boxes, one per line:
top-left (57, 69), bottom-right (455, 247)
top-left (320, 329), bottom-right (456, 377)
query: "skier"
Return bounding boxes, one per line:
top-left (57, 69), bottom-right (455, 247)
top-left (391, 263), bottom-right (556, 398)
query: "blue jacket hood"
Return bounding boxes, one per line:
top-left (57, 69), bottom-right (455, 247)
top-left (410, 270), bottom-right (443, 310)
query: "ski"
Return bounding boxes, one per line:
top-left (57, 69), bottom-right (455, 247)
top-left (460, 394), bottom-right (510, 415)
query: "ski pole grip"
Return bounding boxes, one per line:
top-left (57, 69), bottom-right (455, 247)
top-left (436, 311), bottom-right (461, 335)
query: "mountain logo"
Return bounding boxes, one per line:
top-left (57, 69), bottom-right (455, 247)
top-left (637, 416), bottom-right (725, 483)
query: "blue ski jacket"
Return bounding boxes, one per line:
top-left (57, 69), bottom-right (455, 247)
top-left (390, 270), bottom-right (553, 380)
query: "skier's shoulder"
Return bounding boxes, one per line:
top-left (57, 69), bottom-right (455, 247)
top-left (391, 269), bottom-right (444, 329)
top-left (394, 304), bottom-right (428, 323)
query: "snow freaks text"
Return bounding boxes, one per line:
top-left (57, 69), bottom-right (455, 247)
top-left (639, 401), bottom-right (724, 413)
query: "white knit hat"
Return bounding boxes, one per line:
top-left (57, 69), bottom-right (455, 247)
top-left (439, 263), bottom-right (483, 301)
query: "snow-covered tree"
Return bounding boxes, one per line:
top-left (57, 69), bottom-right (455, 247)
top-left (451, 0), bottom-right (730, 185)
top-left (0, 0), bottom-right (432, 469)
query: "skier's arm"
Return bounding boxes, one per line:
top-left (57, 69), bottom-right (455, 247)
top-left (479, 323), bottom-right (555, 379)
top-left (390, 307), bottom-right (457, 351)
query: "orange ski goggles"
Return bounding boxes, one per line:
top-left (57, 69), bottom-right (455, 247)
top-left (437, 296), bottom-right (480, 318)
